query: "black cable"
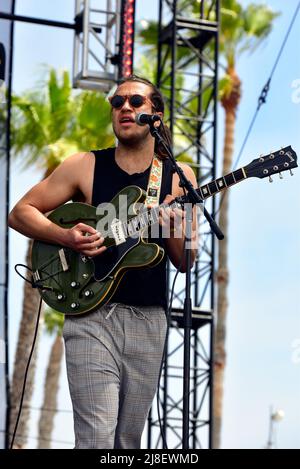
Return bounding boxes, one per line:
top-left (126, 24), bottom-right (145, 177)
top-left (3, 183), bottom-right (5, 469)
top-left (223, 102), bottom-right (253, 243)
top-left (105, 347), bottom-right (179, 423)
top-left (269, 2), bottom-right (300, 81)
top-left (14, 264), bottom-right (35, 285)
top-left (9, 297), bottom-right (43, 449)
top-left (14, 263), bottom-right (60, 291)
top-left (215, 1), bottom-right (300, 217)
top-left (234, 1), bottom-right (300, 171)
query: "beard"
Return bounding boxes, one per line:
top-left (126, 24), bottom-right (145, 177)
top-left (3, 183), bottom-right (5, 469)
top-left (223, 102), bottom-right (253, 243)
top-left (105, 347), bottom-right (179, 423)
top-left (113, 122), bottom-right (150, 147)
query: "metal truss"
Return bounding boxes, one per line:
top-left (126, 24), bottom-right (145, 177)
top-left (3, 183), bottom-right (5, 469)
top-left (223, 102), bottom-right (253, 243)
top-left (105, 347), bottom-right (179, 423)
top-left (73, 0), bottom-right (122, 91)
top-left (0, 0), bottom-right (219, 450)
top-left (1, 1), bottom-right (134, 92)
top-left (147, 0), bottom-right (220, 449)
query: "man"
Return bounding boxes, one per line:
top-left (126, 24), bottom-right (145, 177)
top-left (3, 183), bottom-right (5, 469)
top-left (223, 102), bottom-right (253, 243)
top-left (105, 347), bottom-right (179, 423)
top-left (8, 75), bottom-right (198, 449)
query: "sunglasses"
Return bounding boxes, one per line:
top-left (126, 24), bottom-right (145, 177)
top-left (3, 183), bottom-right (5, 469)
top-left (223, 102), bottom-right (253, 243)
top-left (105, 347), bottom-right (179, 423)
top-left (109, 94), bottom-right (153, 109)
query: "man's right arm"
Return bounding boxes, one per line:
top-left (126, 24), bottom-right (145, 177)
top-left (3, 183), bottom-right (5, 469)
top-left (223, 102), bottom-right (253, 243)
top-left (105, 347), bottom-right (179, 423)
top-left (8, 152), bottom-right (106, 257)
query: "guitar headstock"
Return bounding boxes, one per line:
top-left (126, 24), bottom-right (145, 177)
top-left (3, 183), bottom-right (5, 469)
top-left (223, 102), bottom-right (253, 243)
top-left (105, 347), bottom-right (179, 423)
top-left (245, 146), bottom-right (298, 181)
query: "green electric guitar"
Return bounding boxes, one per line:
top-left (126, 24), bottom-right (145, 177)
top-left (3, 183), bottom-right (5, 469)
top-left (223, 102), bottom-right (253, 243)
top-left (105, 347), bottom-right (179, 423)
top-left (31, 146), bottom-right (297, 315)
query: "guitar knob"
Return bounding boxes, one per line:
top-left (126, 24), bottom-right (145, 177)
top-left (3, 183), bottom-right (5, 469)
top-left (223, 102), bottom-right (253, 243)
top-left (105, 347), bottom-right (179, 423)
top-left (84, 290), bottom-right (94, 298)
top-left (70, 302), bottom-right (79, 310)
top-left (71, 281), bottom-right (80, 288)
top-left (57, 293), bottom-right (66, 301)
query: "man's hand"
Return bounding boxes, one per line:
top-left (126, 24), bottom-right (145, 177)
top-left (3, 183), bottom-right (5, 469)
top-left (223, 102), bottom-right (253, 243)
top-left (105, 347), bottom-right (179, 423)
top-left (159, 194), bottom-right (185, 237)
top-left (65, 223), bottom-right (107, 257)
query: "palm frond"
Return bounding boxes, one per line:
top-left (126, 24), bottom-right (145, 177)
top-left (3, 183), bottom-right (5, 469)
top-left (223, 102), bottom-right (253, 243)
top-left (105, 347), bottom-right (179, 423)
top-left (10, 69), bottom-right (114, 172)
top-left (48, 69), bottom-right (72, 141)
top-left (43, 307), bottom-right (64, 337)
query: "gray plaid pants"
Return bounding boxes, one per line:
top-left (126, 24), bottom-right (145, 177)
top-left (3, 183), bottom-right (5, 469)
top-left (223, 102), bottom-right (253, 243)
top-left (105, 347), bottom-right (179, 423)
top-left (63, 302), bottom-right (167, 449)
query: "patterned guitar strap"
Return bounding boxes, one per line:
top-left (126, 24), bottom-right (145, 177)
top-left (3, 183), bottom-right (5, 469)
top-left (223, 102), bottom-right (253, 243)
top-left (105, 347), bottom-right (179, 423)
top-left (145, 154), bottom-right (163, 207)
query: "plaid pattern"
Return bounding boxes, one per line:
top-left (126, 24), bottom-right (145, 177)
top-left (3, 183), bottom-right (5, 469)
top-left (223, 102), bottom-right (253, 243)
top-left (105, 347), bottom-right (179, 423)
top-left (63, 303), bottom-right (167, 449)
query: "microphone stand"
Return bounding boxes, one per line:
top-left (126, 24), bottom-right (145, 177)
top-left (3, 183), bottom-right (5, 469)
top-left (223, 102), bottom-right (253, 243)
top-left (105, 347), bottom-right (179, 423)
top-left (149, 121), bottom-right (224, 449)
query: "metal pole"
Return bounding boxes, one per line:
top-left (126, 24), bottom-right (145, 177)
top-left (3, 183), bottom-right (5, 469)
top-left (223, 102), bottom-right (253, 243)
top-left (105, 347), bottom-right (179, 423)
top-left (147, 406), bottom-right (153, 449)
top-left (4, 0), bottom-right (16, 450)
top-left (72, 0), bottom-right (81, 84)
top-left (210, 0), bottom-right (220, 449)
top-left (156, 0), bottom-right (163, 88)
top-left (0, 12), bottom-right (77, 30)
top-left (266, 407), bottom-right (274, 449)
top-left (162, 328), bottom-right (169, 448)
top-left (192, 0), bottom-right (205, 448)
top-left (182, 203), bottom-right (193, 449)
top-left (192, 330), bottom-right (198, 448)
top-left (169, 0), bottom-right (177, 140)
top-left (82, 0), bottom-right (90, 77)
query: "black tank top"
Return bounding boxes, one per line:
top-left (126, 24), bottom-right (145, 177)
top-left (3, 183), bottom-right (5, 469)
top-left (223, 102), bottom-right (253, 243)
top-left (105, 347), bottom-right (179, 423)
top-left (91, 147), bottom-right (174, 308)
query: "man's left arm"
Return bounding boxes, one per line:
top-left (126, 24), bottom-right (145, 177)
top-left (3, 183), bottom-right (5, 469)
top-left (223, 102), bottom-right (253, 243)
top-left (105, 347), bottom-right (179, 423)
top-left (161, 163), bottom-right (198, 272)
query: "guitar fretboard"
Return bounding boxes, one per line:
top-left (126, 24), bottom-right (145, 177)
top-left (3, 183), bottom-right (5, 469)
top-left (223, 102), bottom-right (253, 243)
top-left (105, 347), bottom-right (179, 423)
top-left (120, 166), bottom-right (247, 238)
top-left (197, 167), bottom-right (247, 199)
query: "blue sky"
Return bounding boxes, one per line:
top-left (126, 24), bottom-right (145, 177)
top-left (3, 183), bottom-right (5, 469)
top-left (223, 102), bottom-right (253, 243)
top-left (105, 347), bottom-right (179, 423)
top-left (7, 0), bottom-right (300, 449)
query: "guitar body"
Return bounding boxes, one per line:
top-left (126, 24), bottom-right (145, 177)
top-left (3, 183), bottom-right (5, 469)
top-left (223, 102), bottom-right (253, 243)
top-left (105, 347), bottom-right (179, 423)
top-left (31, 186), bottom-right (164, 315)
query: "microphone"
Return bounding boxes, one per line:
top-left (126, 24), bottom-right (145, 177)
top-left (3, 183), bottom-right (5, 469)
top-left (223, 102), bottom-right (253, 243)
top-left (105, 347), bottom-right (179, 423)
top-left (135, 113), bottom-right (161, 126)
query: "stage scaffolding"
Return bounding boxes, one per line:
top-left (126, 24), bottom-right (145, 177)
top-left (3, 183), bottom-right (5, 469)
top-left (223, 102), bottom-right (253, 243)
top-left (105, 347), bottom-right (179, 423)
top-left (0, 0), bottom-right (219, 449)
top-left (146, 0), bottom-right (219, 449)
top-left (73, 0), bottom-right (122, 91)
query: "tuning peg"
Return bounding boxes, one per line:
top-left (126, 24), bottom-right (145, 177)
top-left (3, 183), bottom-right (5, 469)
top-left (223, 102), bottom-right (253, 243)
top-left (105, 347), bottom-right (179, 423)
top-left (290, 169), bottom-right (294, 176)
top-left (269, 176), bottom-right (273, 183)
top-left (279, 172), bottom-right (283, 179)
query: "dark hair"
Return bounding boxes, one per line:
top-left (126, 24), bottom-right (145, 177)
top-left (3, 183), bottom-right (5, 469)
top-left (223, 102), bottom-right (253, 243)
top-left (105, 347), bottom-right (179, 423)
top-left (117, 75), bottom-right (172, 160)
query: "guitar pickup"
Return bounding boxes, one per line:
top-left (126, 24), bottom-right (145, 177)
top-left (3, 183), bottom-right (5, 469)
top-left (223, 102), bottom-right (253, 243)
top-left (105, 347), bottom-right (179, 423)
top-left (59, 248), bottom-right (69, 271)
top-left (111, 218), bottom-right (126, 245)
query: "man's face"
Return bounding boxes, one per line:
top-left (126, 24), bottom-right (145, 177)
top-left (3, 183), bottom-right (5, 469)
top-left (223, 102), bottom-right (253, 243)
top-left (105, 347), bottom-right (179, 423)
top-left (111, 82), bottom-right (161, 145)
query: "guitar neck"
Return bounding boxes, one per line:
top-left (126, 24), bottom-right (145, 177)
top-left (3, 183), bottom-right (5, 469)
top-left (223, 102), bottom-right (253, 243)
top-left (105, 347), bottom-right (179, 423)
top-left (195, 166), bottom-right (248, 200)
top-left (123, 165), bottom-right (248, 238)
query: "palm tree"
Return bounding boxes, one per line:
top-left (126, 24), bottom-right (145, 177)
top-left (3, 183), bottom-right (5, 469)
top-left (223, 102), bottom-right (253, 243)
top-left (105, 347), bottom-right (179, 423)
top-left (213, 0), bottom-right (279, 448)
top-left (9, 69), bottom-right (114, 447)
top-left (37, 309), bottom-right (64, 449)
